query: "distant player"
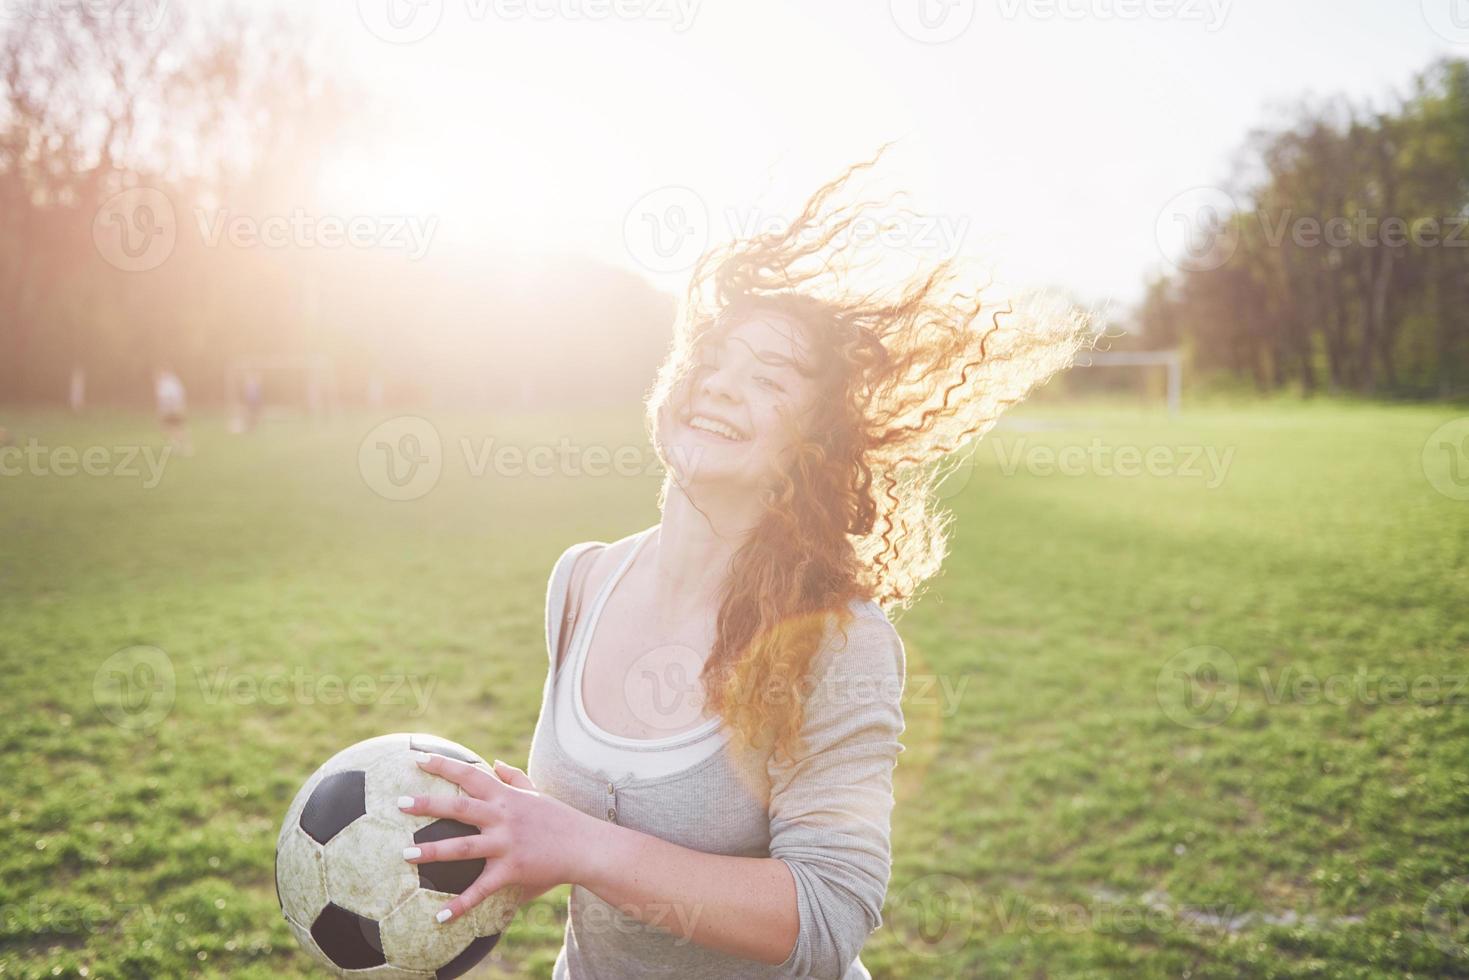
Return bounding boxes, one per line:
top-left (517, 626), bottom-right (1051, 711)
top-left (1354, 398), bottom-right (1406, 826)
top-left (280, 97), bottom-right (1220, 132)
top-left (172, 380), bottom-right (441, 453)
top-left (244, 371), bottom-right (263, 432)
top-left (154, 367), bottom-right (192, 456)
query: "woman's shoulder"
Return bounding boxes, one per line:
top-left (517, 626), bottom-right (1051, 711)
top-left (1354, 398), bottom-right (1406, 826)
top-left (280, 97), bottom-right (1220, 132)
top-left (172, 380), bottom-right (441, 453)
top-left (546, 526), bottom-right (651, 603)
top-left (812, 598), bottom-right (906, 686)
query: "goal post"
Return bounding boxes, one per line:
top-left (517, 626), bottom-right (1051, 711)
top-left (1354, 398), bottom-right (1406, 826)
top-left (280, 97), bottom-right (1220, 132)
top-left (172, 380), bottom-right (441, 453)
top-left (1071, 349), bottom-right (1183, 414)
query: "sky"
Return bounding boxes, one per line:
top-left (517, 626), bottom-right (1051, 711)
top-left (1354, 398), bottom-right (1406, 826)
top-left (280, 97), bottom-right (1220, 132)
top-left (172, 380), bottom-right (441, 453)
top-left (277, 0), bottom-right (1462, 311)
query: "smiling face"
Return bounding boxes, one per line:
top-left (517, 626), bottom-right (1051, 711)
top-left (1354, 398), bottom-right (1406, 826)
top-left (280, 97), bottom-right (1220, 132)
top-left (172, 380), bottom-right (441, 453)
top-left (656, 310), bottom-right (819, 492)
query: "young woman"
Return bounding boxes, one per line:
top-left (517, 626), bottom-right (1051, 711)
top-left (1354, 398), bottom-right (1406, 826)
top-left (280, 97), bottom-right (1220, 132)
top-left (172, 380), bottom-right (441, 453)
top-left (397, 156), bottom-right (1092, 977)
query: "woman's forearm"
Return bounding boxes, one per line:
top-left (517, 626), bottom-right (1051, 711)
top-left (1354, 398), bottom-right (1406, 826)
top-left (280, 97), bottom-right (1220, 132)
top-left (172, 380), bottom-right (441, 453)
top-left (573, 817), bottom-right (799, 965)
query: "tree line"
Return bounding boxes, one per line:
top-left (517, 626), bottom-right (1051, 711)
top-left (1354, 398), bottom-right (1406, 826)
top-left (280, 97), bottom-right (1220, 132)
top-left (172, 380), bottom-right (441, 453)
top-left (1138, 58), bottom-right (1469, 398)
top-left (0, 8), bottom-right (673, 410)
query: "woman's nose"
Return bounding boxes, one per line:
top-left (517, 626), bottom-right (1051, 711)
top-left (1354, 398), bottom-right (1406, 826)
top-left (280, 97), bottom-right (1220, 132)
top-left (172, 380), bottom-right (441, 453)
top-left (699, 366), bottom-right (740, 403)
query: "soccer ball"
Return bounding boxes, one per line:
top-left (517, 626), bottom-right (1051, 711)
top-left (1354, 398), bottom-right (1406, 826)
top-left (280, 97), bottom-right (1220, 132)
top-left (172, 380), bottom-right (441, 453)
top-left (275, 733), bottom-right (522, 977)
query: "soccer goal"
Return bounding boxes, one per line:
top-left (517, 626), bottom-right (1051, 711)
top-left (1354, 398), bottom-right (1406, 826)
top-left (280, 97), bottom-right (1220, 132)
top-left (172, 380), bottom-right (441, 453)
top-left (1071, 349), bottom-right (1183, 414)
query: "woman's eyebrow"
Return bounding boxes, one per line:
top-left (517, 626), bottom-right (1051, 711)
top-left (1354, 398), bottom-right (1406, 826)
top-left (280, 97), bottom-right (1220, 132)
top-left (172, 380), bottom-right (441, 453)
top-left (729, 336), bottom-right (801, 370)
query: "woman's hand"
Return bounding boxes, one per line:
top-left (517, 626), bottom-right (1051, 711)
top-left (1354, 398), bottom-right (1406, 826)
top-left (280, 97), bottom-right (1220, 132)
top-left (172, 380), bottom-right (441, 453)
top-left (397, 752), bottom-right (596, 922)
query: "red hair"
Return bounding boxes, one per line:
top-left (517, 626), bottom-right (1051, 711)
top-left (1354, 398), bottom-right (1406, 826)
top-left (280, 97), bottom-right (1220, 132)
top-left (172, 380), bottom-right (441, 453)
top-left (647, 150), bottom-right (1094, 759)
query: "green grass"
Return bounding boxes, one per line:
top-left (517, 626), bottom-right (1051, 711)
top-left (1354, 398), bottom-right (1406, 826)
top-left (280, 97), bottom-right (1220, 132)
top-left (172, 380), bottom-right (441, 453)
top-left (1, 401), bottom-right (1467, 978)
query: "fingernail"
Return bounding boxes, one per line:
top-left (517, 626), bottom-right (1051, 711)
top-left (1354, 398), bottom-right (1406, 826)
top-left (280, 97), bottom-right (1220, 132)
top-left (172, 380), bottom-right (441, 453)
top-left (435, 908), bottom-right (453, 924)
top-left (492, 758), bottom-right (506, 769)
top-left (412, 751), bottom-right (430, 764)
top-left (396, 796), bottom-right (415, 809)
top-left (403, 846), bottom-right (421, 860)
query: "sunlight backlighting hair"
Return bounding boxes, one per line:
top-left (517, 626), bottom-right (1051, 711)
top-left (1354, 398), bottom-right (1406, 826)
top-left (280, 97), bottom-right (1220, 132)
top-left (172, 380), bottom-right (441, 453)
top-left (647, 149), bottom-right (1098, 760)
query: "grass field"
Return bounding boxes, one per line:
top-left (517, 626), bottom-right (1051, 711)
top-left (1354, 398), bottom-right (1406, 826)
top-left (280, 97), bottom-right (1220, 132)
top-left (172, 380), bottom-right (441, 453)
top-left (1, 400), bottom-right (1467, 979)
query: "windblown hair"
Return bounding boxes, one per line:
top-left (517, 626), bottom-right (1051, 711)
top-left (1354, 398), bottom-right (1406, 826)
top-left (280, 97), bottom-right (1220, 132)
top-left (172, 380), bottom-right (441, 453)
top-left (646, 149), bottom-right (1095, 761)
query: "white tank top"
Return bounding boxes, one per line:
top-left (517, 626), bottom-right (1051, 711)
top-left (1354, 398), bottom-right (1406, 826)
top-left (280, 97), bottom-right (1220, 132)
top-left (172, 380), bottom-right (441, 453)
top-left (552, 527), bottom-right (728, 781)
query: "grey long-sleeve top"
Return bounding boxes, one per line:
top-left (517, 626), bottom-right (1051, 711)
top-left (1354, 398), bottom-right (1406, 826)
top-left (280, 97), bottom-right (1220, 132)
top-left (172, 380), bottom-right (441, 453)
top-left (527, 534), bottom-right (908, 979)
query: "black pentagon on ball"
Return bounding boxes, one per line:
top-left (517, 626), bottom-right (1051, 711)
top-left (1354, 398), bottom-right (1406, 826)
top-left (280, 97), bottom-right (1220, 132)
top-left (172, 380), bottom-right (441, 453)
top-left (310, 901), bottom-right (385, 970)
top-left (414, 819), bottom-right (484, 894)
top-left (409, 734), bottom-right (485, 767)
top-left (299, 770), bottom-right (367, 845)
top-left (437, 932), bottom-right (503, 979)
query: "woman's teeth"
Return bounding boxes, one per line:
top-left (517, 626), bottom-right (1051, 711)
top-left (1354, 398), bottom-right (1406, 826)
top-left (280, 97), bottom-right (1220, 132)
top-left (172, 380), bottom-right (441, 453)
top-left (687, 415), bottom-right (747, 442)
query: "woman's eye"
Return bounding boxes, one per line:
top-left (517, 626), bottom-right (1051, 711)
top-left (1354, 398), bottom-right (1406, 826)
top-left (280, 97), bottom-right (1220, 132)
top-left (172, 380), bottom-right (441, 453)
top-left (756, 376), bottom-right (785, 393)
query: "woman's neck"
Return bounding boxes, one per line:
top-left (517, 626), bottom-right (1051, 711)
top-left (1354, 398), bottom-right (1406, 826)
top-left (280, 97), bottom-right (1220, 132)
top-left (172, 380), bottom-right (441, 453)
top-left (650, 480), bottom-right (760, 623)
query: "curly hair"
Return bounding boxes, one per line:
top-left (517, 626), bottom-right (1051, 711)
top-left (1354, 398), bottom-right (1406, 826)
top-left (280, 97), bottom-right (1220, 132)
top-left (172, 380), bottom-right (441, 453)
top-left (645, 148), bottom-right (1095, 761)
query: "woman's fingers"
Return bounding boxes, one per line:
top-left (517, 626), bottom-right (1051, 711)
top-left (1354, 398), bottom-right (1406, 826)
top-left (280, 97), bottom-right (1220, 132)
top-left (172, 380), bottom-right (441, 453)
top-left (414, 751), bottom-right (499, 797)
top-left (397, 792), bottom-right (492, 825)
top-left (435, 864), bottom-right (518, 923)
top-left (491, 759), bottom-right (536, 791)
top-left (402, 832), bottom-right (503, 864)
